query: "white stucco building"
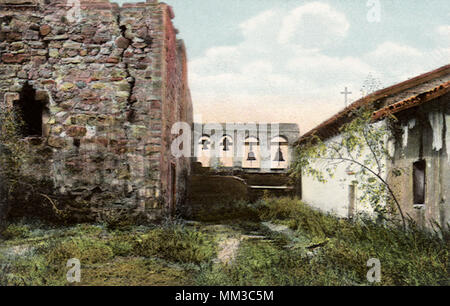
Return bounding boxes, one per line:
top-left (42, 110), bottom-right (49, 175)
top-left (297, 65), bottom-right (450, 228)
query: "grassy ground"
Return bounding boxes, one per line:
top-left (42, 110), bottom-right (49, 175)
top-left (196, 197), bottom-right (449, 286)
top-left (0, 221), bottom-right (216, 286)
top-left (1, 197), bottom-right (448, 286)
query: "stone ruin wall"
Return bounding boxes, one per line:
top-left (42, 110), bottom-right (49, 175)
top-left (0, 0), bottom-right (193, 221)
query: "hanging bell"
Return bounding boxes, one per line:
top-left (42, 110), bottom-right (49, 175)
top-left (222, 138), bottom-right (231, 151)
top-left (273, 148), bottom-right (285, 162)
top-left (247, 151), bottom-right (256, 161)
top-left (201, 139), bottom-right (210, 150)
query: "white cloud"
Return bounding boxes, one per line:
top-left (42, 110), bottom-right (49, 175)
top-left (364, 42), bottom-right (424, 79)
top-left (240, 10), bottom-right (280, 45)
top-left (436, 25), bottom-right (450, 38)
top-left (287, 54), bottom-right (372, 83)
top-left (190, 46), bottom-right (241, 75)
top-left (436, 25), bottom-right (450, 46)
top-left (364, 41), bottom-right (449, 83)
top-left (367, 41), bottom-right (422, 59)
top-left (279, 2), bottom-right (349, 49)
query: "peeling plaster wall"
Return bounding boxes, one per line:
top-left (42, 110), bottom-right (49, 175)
top-left (390, 94), bottom-right (450, 229)
top-left (0, 0), bottom-right (192, 221)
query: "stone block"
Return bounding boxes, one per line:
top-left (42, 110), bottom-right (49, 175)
top-left (0, 0), bottom-right (38, 5)
top-left (39, 25), bottom-right (51, 36)
top-left (115, 36), bottom-right (130, 49)
top-left (1, 53), bottom-right (29, 63)
top-left (66, 126), bottom-right (87, 137)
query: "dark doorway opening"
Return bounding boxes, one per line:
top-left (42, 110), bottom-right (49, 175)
top-left (15, 82), bottom-right (44, 137)
top-left (413, 160), bottom-right (426, 205)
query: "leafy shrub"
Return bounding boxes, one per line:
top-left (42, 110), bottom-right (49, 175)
top-left (257, 197), bottom-right (346, 239)
top-left (134, 225), bottom-right (216, 264)
top-left (0, 104), bottom-right (25, 233)
top-left (0, 261), bottom-right (12, 286)
top-left (1, 223), bottom-right (31, 240)
top-left (107, 235), bottom-right (135, 257)
top-left (255, 197), bottom-right (450, 285)
top-left (44, 237), bottom-right (114, 266)
top-left (196, 240), bottom-right (311, 286)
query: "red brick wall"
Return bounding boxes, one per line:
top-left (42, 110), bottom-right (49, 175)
top-left (159, 3), bottom-right (193, 214)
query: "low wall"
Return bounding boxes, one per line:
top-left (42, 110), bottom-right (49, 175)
top-left (186, 165), bottom-right (299, 220)
top-left (186, 175), bottom-right (249, 220)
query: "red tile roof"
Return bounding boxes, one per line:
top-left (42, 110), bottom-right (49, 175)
top-left (296, 64), bottom-right (450, 144)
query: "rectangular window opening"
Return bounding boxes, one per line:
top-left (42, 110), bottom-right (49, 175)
top-left (413, 160), bottom-right (426, 205)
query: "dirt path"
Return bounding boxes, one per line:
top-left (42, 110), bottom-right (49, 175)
top-left (207, 221), bottom-right (309, 265)
top-left (215, 237), bottom-right (241, 264)
top-left (261, 221), bottom-right (296, 237)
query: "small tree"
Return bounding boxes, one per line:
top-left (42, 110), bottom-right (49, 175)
top-left (0, 104), bottom-right (27, 233)
top-left (360, 72), bottom-right (383, 98)
top-left (292, 107), bottom-right (406, 229)
top-left (0, 103), bottom-right (67, 231)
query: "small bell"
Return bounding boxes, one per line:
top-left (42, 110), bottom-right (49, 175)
top-left (247, 151), bottom-right (256, 161)
top-left (222, 138), bottom-right (231, 151)
top-left (247, 143), bottom-right (256, 161)
top-left (201, 139), bottom-right (210, 150)
top-left (273, 147), bottom-right (285, 162)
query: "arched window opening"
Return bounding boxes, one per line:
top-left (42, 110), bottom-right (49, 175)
top-left (219, 135), bottom-right (233, 167)
top-left (14, 82), bottom-right (45, 137)
top-left (271, 136), bottom-right (289, 169)
top-left (197, 135), bottom-right (211, 167)
top-left (200, 137), bottom-right (210, 150)
top-left (221, 136), bottom-right (232, 151)
top-left (243, 136), bottom-right (260, 169)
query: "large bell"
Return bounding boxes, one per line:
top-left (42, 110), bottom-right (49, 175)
top-left (273, 148), bottom-right (285, 162)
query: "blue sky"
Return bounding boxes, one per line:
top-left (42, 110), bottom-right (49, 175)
top-left (115, 0), bottom-right (450, 132)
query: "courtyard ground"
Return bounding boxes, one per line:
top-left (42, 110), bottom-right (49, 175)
top-left (0, 197), bottom-right (448, 286)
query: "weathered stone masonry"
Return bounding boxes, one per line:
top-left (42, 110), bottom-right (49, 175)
top-left (0, 0), bottom-right (193, 221)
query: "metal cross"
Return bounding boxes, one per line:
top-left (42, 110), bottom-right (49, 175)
top-left (340, 87), bottom-right (352, 107)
